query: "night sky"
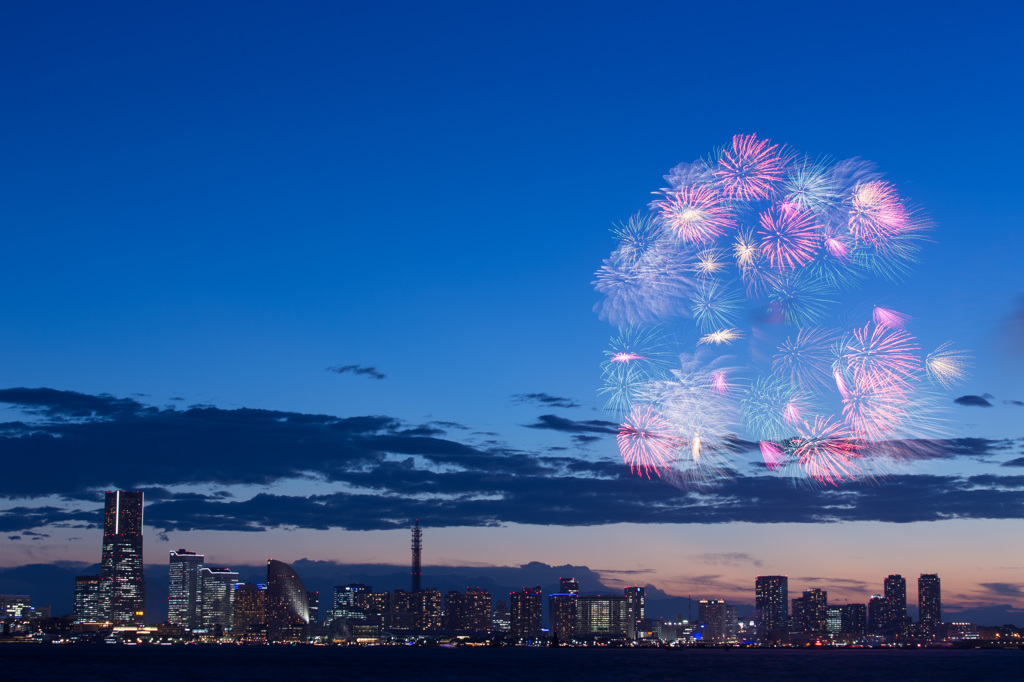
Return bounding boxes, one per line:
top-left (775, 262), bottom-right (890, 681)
top-left (1, 2), bottom-right (1022, 617)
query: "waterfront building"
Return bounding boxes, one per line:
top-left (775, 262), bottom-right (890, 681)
top-left (331, 584), bottom-right (370, 623)
top-left (868, 595), bottom-right (889, 633)
top-left (826, 607), bottom-right (842, 634)
top-left (840, 604), bottom-right (867, 635)
top-left (698, 599), bottom-right (727, 643)
top-left (509, 586), bottom-right (542, 641)
top-left (168, 549), bottom-right (204, 630)
top-left (0, 594), bottom-right (31, 618)
top-left (444, 590), bottom-right (466, 630)
top-left (266, 559), bottom-right (309, 640)
top-left (99, 490), bottom-right (145, 625)
top-left (754, 575), bottom-right (788, 644)
top-left (791, 589), bottom-right (827, 635)
top-left (200, 567), bottom-right (238, 635)
top-left (73, 575), bottom-right (102, 623)
top-left (464, 587), bottom-right (491, 632)
top-left (548, 591), bottom-right (578, 641)
top-left (307, 591), bottom-right (319, 626)
top-left (492, 600), bottom-right (510, 633)
top-left (578, 595), bottom-right (628, 639)
top-left (918, 574), bottom-right (942, 635)
top-left (884, 574), bottom-right (908, 635)
top-left (624, 586), bottom-right (645, 640)
top-left (414, 587), bottom-right (443, 630)
top-left (232, 583), bottom-right (267, 638)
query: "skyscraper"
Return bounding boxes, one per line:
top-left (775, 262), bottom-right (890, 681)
top-left (918, 573), bottom-right (942, 635)
top-left (72, 575), bottom-right (101, 623)
top-left (464, 587), bottom-right (491, 633)
top-left (233, 583), bottom-right (267, 639)
top-left (509, 586), bottom-right (542, 641)
top-left (266, 559), bottom-right (309, 641)
top-left (791, 589), bottom-right (827, 635)
top-left (413, 588), bottom-right (443, 630)
top-left (868, 595), bottom-right (889, 633)
top-left (168, 549), bottom-right (204, 630)
top-left (754, 575), bottom-right (788, 644)
top-left (624, 586), bottom-right (645, 640)
top-left (548, 590), bottom-right (578, 641)
top-left (698, 599), bottom-right (727, 643)
top-left (200, 566), bottom-right (238, 635)
top-left (99, 490), bottom-right (145, 625)
top-left (411, 520), bottom-right (422, 594)
top-left (884, 574), bottom-right (907, 635)
top-left (577, 595), bottom-right (628, 639)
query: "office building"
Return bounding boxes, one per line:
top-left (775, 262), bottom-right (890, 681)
top-left (266, 559), bottom-right (309, 640)
top-left (307, 591), bottom-right (319, 626)
top-left (559, 577), bottom-right (580, 594)
top-left (578, 595), bottom-right (628, 638)
top-left (791, 589), bottom-right (827, 634)
top-left (918, 574), bottom-right (942, 635)
top-left (492, 600), bottom-right (510, 633)
top-left (698, 599), bottom-right (727, 643)
top-left (99, 490), bottom-right (145, 625)
top-left (549, 591), bottom-right (578, 641)
top-left (755, 575), bottom-right (788, 644)
top-left (884, 574), bottom-right (907, 635)
top-left (0, 594), bottom-right (31, 618)
top-left (624, 586), bottom-right (645, 640)
top-left (444, 591), bottom-right (466, 630)
top-left (509, 586), bottom-right (542, 640)
top-left (826, 607), bottom-right (842, 634)
top-left (233, 583), bottom-right (267, 638)
top-left (414, 588), bottom-right (443, 630)
top-left (464, 587), bottom-right (491, 632)
top-left (199, 567), bottom-right (238, 634)
top-left (73, 575), bottom-right (102, 623)
top-left (168, 549), bottom-right (204, 630)
top-left (839, 604), bottom-right (866, 635)
top-left (331, 584), bottom-right (370, 623)
top-left (868, 595), bottom-right (888, 633)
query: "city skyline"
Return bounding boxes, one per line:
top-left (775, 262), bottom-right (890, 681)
top-left (1, 0), bottom-right (1022, 629)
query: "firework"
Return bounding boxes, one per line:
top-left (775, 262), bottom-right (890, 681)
top-left (714, 133), bottom-right (788, 201)
top-left (757, 206), bottom-right (822, 270)
top-left (925, 341), bottom-right (972, 389)
top-left (792, 415), bottom-right (863, 486)
top-left (698, 328), bottom-right (743, 345)
top-left (872, 306), bottom-right (911, 329)
top-left (595, 135), bottom-right (965, 487)
top-left (690, 279), bottom-right (742, 332)
top-left (773, 327), bottom-right (839, 391)
top-left (617, 405), bottom-right (678, 479)
top-left (838, 322), bottom-right (921, 388)
top-left (848, 180), bottom-right (909, 245)
top-left (655, 184), bottom-right (735, 243)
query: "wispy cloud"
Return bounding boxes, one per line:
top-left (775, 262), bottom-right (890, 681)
top-left (512, 393), bottom-right (580, 409)
top-left (327, 365), bottom-right (386, 380)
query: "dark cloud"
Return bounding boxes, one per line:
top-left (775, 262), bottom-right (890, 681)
top-left (326, 365), bottom-right (386, 380)
top-left (3, 388), bottom-right (1024, 535)
top-left (523, 414), bottom-right (618, 434)
top-left (978, 582), bottom-right (1024, 598)
top-left (1004, 400), bottom-right (1024, 407)
top-left (1002, 458), bottom-right (1024, 467)
top-left (7, 536), bottom-right (19, 540)
top-left (571, 434), bottom-right (603, 446)
top-left (954, 395), bottom-right (993, 407)
top-left (512, 393), bottom-right (580, 409)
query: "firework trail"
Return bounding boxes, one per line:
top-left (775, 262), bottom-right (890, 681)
top-left (594, 134), bottom-right (966, 487)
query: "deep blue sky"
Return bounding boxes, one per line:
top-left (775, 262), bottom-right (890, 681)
top-left (1, 1), bottom-right (1023, 611)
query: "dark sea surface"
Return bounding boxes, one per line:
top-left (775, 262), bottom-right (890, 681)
top-left (2, 644), bottom-right (1022, 682)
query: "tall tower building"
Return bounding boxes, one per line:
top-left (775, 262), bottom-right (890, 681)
top-left (464, 587), bottom-right (491, 633)
top-left (868, 595), bottom-right (889, 633)
top-left (168, 549), bottom-right (204, 630)
top-left (266, 559), bottom-right (309, 641)
top-left (200, 567), bottom-right (238, 635)
top-left (509, 586), bottom-right (542, 641)
top-left (791, 589), bottom-right (827, 634)
top-left (698, 599), bottom-right (727, 643)
top-left (918, 574), bottom-right (942, 635)
top-left (411, 520), bottom-right (422, 594)
top-left (754, 575), bottom-right (788, 644)
top-left (233, 583), bottom-right (267, 639)
top-left (99, 490), bottom-right (145, 625)
top-left (548, 591), bottom-right (578, 641)
top-left (884, 574), bottom-right (907, 634)
top-left (624, 586), bottom-right (645, 640)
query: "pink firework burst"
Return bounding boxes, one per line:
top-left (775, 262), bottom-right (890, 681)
top-left (792, 415), bottom-right (863, 486)
top-left (760, 441), bottom-right (785, 471)
top-left (714, 133), bottom-right (787, 201)
top-left (849, 180), bottom-right (909, 245)
top-left (757, 206), bottom-right (822, 270)
top-left (655, 185), bottom-right (736, 243)
top-left (841, 374), bottom-right (909, 442)
top-left (709, 370), bottom-right (730, 395)
top-left (840, 323), bottom-right (922, 388)
top-left (617, 406), bottom-right (678, 479)
top-left (872, 306), bottom-right (911, 330)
